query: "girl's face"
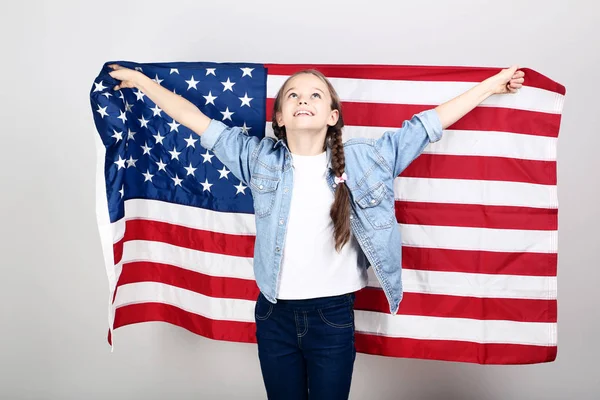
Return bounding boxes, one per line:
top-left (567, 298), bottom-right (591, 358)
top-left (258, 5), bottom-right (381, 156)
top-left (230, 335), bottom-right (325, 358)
top-left (275, 73), bottom-right (339, 134)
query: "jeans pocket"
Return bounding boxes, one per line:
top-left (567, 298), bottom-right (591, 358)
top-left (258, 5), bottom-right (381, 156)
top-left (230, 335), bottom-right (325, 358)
top-left (255, 294), bottom-right (274, 321)
top-left (318, 302), bottom-right (354, 329)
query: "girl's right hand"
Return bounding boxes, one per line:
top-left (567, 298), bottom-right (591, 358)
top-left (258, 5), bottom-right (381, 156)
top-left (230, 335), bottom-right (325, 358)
top-left (108, 64), bottom-right (141, 90)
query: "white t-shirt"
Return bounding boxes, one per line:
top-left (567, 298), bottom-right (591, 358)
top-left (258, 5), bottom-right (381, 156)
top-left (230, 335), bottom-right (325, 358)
top-left (276, 150), bottom-right (368, 299)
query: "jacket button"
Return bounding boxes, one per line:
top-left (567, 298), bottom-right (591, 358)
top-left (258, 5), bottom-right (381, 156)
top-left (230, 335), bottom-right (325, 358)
top-left (350, 215), bottom-right (354, 220)
top-left (284, 187), bottom-right (288, 193)
top-left (259, 185), bottom-right (264, 189)
top-left (332, 183), bottom-right (336, 188)
top-left (275, 246), bottom-right (280, 252)
top-left (370, 199), bottom-right (376, 204)
top-left (279, 219), bottom-right (284, 225)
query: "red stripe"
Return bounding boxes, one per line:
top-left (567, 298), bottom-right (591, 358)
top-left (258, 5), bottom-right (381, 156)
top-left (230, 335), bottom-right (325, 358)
top-left (113, 303), bottom-right (257, 344)
top-left (354, 334), bottom-right (557, 364)
top-left (122, 219), bottom-right (255, 257)
top-left (266, 99), bottom-right (561, 138)
top-left (356, 288), bottom-right (557, 323)
top-left (108, 303), bottom-right (556, 364)
top-left (113, 262), bottom-right (555, 323)
top-left (116, 261), bottom-right (260, 300)
top-left (396, 201), bottom-right (558, 230)
top-left (401, 154), bottom-right (556, 185)
top-left (114, 237), bottom-right (123, 264)
top-left (264, 64), bottom-right (566, 95)
top-left (401, 247), bottom-right (557, 276)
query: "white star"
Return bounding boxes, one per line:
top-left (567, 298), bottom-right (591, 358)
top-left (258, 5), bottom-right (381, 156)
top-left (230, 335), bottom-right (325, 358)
top-left (156, 159), bottom-right (167, 171)
top-left (206, 68), bottom-right (216, 76)
top-left (201, 178), bottom-right (213, 192)
top-left (114, 155), bottom-right (126, 169)
top-left (220, 107), bottom-right (234, 121)
top-left (126, 155), bottom-right (138, 168)
top-left (153, 74), bottom-right (163, 85)
top-left (127, 129), bottom-right (136, 140)
top-left (221, 77), bottom-right (235, 92)
top-left (111, 129), bottom-right (123, 142)
top-left (134, 89), bottom-right (145, 101)
top-left (142, 169), bottom-right (154, 182)
top-left (141, 141), bottom-right (152, 154)
top-left (240, 122), bottom-right (252, 134)
top-left (153, 131), bottom-right (165, 145)
top-left (201, 150), bottom-right (214, 163)
top-left (172, 174), bottom-right (183, 187)
top-left (101, 92), bottom-right (113, 99)
top-left (239, 92), bottom-right (253, 107)
top-left (167, 119), bottom-right (180, 132)
top-left (184, 135), bottom-right (198, 148)
top-left (240, 67), bottom-right (254, 77)
top-left (119, 185), bottom-right (125, 197)
top-left (186, 75), bottom-right (199, 90)
top-left (93, 80), bottom-right (107, 92)
top-left (96, 105), bottom-right (109, 118)
top-left (151, 104), bottom-right (162, 117)
top-left (218, 166), bottom-right (230, 179)
top-left (135, 67), bottom-right (143, 72)
top-left (234, 182), bottom-right (247, 194)
top-left (138, 115), bottom-right (149, 128)
top-left (118, 110), bottom-right (127, 123)
top-left (118, 91), bottom-right (125, 101)
top-left (170, 68), bottom-right (179, 74)
top-left (168, 146), bottom-right (181, 160)
top-left (203, 91), bottom-right (217, 106)
top-left (125, 101), bottom-right (134, 112)
top-left (184, 162), bottom-right (197, 176)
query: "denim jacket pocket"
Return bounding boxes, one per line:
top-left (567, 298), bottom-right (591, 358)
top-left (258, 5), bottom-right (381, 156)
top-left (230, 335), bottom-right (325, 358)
top-left (250, 175), bottom-right (279, 217)
top-left (355, 181), bottom-right (395, 229)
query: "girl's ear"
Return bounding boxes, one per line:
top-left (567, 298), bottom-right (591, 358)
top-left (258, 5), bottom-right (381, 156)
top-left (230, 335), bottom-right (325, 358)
top-left (327, 109), bottom-right (339, 126)
top-left (276, 111), bottom-right (284, 127)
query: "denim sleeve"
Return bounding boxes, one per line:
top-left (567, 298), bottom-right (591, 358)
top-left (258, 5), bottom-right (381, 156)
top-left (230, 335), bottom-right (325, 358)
top-left (374, 109), bottom-right (443, 177)
top-left (200, 119), bottom-right (260, 186)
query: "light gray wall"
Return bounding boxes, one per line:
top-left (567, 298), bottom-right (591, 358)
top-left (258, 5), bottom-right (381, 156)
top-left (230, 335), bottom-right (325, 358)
top-left (1, 0), bottom-right (598, 399)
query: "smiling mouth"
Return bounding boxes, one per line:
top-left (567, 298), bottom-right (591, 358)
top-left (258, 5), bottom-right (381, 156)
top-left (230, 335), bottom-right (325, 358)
top-left (294, 110), bottom-right (314, 117)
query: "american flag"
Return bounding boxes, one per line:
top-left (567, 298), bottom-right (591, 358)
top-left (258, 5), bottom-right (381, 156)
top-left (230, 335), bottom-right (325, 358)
top-left (90, 61), bottom-right (565, 365)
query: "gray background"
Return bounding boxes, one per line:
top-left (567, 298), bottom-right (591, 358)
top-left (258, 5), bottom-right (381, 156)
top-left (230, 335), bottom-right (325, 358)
top-left (1, 0), bottom-right (598, 399)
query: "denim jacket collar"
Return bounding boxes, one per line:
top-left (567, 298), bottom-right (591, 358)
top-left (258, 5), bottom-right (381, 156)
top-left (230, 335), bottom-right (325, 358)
top-left (274, 136), bottom-right (333, 170)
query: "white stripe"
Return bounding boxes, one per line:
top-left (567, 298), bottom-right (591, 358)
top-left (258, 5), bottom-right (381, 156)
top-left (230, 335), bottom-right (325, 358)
top-left (267, 74), bottom-right (565, 114)
top-left (114, 281), bottom-right (256, 322)
top-left (121, 240), bottom-right (255, 280)
top-left (113, 282), bottom-right (557, 345)
top-left (109, 198), bottom-right (257, 243)
top-left (355, 310), bottom-right (557, 346)
top-left (366, 268), bottom-right (556, 299)
top-left (395, 177), bottom-right (558, 209)
top-left (399, 223), bottom-right (557, 254)
top-left (266, 122), bottom-right (557, 161)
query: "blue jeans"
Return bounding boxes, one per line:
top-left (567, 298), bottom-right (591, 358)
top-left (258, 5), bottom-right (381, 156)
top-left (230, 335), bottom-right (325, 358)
top-left (254, 291), bottom-right (357, 400)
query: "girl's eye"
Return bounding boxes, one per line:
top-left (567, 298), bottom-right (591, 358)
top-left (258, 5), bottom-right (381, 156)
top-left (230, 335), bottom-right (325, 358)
top-left (288, 93), bottom-right (297, 98)
top-left (312, 93), bottom-right (321, 98)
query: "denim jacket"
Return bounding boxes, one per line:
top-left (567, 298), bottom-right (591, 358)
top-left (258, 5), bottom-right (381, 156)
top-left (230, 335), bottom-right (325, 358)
top-left (200, 109), bottom-right (443, 314)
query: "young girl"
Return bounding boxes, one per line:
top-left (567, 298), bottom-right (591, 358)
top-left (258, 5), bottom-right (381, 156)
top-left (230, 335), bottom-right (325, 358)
top-left (108, 63), bottom-right (524, 400)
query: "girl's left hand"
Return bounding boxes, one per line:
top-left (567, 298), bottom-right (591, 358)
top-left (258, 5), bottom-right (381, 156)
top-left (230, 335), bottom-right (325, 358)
top-left (489, 65), bottom-right (525, 94)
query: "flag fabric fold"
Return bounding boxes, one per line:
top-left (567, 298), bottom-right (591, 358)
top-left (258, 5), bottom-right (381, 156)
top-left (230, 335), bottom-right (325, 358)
top-left (90, 61), bottom-right (565, 364)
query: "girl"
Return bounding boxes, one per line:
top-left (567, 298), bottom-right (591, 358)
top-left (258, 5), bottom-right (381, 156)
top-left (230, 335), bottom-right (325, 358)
top-left (108, 63), bottom-right (524, 400)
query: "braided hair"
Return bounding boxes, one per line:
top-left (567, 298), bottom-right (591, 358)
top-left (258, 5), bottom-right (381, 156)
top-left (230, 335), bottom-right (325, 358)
top-left (271, 69), bottom-right (351, 252)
